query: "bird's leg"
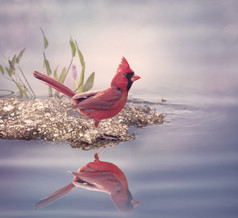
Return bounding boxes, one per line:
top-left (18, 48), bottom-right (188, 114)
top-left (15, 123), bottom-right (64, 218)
top-left (94, 147), bottom-right (106, 160)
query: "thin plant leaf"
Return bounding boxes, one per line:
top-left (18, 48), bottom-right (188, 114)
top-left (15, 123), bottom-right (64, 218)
top-left (5, 67), bottom-right (12, 77)
top-left (0, 64), bottom-right (4, 75)
top-left (58, 67), bottom-right (67, 83)
top-left (78, 70), bottom-right (85, 93)
top-left (74, 79), bottom-right (83, 93)
top-left (53, 65), bottom-right (59, 81)
top-left (16, 48), bottom-right (25, 64)
top-left (62, 58), bottom-right (73, 84)
top-left (70, 37), bottom-right (76, 57)
top-left (41, 28), bottom-right (49, 50)
top-left (75, 41), bottom-right (85, 93)
top-left (0, 89), bottom-right (14, 97)
top-left (16, 81), bottom-right (28, 99)
top-left (8, 56), bottom-right (16, 76)
top-left (18, 65), bottom-right (36, 99)
top-left (75, 41), bottom-right (85, 66)
top-left (83, 72), bottom-right (95, 92)
top-left (45, 59), bottom-right (53, 96)
top-left (11, 55), bottom-right (17, 68)
top-left (45, 60), bottom-right (52, 76)
top-left (8, 61), bottom-right (15, 75)
top-left (18, 90), bottom-right (23, 98)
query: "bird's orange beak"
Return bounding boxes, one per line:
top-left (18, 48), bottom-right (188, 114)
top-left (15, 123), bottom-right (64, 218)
top-left (131, 74), bottom-right (141, 82)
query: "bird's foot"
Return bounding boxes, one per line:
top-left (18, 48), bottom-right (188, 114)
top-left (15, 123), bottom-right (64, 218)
top-left (99, 133), bottom-right (119, 141)
top-left (94, 147), bottom-right (106, 160)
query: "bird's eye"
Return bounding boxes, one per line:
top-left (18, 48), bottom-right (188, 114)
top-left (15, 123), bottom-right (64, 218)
top-left (124, 72), bottom-right (134, 79)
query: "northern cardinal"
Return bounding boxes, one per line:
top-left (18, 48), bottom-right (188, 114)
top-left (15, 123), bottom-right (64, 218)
top-left (33, 57), bottom-right (140, 130)
top-left (34, 152), bottom-right (140, 213)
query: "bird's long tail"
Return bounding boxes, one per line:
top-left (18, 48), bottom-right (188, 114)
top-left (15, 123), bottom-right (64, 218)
top-left (33, 71), bottom-right (76, 98)
top-left (34, 182), bottom-right (76, 209)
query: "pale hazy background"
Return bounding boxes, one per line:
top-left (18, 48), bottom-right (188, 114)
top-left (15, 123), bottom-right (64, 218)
top-left (1, 0), bottom-right (238, 100)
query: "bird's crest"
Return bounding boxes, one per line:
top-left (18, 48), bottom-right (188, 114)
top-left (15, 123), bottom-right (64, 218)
top-left (116, 57), bottom-right (133, 75)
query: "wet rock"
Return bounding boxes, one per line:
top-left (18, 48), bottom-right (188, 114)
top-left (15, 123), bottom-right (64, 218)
top-left (0, 97), bottom-right (164, 149)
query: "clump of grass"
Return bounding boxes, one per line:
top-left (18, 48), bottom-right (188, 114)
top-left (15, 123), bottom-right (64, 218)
top-left (0, 29), bottom-right (94, 99)
top-left (41, 28), bottom-right (95, 97)
top-left (0, 49), bottom-right (36, 99)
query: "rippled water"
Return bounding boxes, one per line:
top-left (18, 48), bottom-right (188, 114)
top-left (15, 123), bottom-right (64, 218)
top-left (1, 0), bottom-right (238, 218)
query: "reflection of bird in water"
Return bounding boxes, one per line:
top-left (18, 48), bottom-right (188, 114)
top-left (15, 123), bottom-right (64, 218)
top-left (33, 57), bottom-right (140, 138)
top-left (34, 150), bottom-right (140, 213)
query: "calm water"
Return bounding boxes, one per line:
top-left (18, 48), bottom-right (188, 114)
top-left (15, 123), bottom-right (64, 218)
top-left (1, 0), bottom-right (238, 218)
top-left (1, 94), bottom-right (238, 218)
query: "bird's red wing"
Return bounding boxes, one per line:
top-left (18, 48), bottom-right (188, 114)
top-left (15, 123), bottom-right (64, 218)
top-left (71, 171), bottom-right (122, 193)
top-left (72, 90), bottom-right (100, 103)
top-left (72, 87), bottom-right (122, 110)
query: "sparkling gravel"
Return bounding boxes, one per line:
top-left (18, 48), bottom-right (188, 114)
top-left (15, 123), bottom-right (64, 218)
top-left (0, 97), bottom-right (164, 149)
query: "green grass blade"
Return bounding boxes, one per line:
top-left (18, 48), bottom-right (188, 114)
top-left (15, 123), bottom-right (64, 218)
top-left (70, 36), bottom-right (76, 57)
top-left (11, 55), bottom-right (17, 67)
top-left (0, 89), bottom-right (14, 97)
top-left (18, 65), bottom-right (36, 99)
top-left (16, 48), bottom-right (25, 64)
top-left (83, 72), bottom-right (95, 92)
top-left (5, 67), bottom-right (13, 77)
top-left (75, 41), bottom-right (85, 66)
top-left (45, 60), bottom-right (52, 76)
top-left (58, 67), bottom-right (67, 83)
top-left (16, 81), bottom-right (28, 99)
top-left (75, 41), bottom-right (85, 93)
top-left (0, 64), bottom-right (4, 75)
top-left (40, 28), bottom-right (49, 50)
top-left (53, 65), bottom-right (59, 81)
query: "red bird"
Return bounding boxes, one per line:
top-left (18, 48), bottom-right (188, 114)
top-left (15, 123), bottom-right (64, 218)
top-left (34, 152), bottom-right (140, 213)
top-left (33, 57), bottom-right (140, 131)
